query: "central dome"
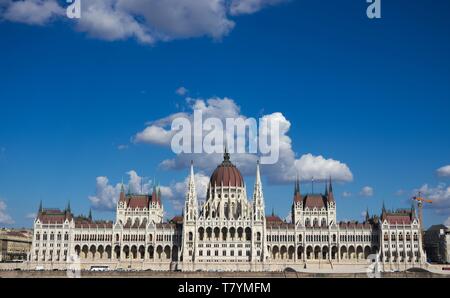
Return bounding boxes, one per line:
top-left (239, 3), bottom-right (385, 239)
top-left (209, 151), bottom-right (244, 188)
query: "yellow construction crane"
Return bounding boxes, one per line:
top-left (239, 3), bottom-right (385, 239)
top-left (412, 192), bottom-right (433, 231)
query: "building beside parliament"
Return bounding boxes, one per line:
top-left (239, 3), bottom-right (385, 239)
top-left (29, 153), bottom-right (426, 272)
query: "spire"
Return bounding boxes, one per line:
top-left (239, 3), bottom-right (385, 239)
top-left (88, 208), bottom-right (92, 221)
top-left (120, 176), bottom-right (125, 193)
top-left (157, 183), bottom-right (162, 204)
top-left (272, 208), bottom-right (275, 217)
top-left (294, 172), bottom-right (300, 194)
top-left (327, 177), bottom-right (335, 202)
top-left (185, 160), bottom-right (198, 221)
top-left (253, 160), bottom-right (264, 219)
top-left (38, 200), bottom-right (43, 213)
top-left (66, 201), bottom-right (71, 213)
top-left (365, 207), bottom-right (370, 221)
top-left (223, 145), bottom-right (231, 164)
top-left (190, 160), bottom-right (195, 179)
top-left (324, 181), bottom-right (329, 196)
top-left (255, 160), bottom-right (261, 186)
top-left (293, 173), bottom-right (302, 204)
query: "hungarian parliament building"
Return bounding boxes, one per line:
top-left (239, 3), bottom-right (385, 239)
top-left (29, 153), bottom-right (426, 272)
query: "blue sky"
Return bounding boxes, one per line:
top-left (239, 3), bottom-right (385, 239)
top-left (0, 0), bottom-right (450, 228)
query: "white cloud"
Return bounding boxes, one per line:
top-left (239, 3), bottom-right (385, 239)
top-left (176, 86), bottom-right (189, 96)
top-left (395, 189), bottom-right (405, 196)
top-left (25, 212), bottom-right (36, 220)
top-left (89, 170), bottom-right (152, 211)
top-left (88, 168), bottom-right (210, 213)
top-left (1, 0), bottom-right (287, 44)
top-left (342, 191), bottom-right (352, 198)
top-left (229, 0), bottom-right (287, 15)
top-left (166, 172), bottom-right (210, 212)
top-left (117, 144), bottom-right (128, 150)
top-left (415, 183), bottom-right (450, 215)
top-left (0, 200), bottom-right (14, 225)
top-left (293, 154), bottom-right (353, 183)
top-left (445, 217), bottom-right (450, 227)
top-left (359, 186), bottom-right (374, 197)
top-left (134, 124), bottom-right (177, 145)
top-left (437, 165), bottom-right (450, 177)
top-left (89, 176), bottom-right (122, 211)
top-left (1, 0), bottom-right (64, 25)
top-left (136, 97), bottom-right (353, 185)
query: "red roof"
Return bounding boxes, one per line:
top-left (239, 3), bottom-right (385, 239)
top-left (170, 216), bottom-right (183, 224)
top-left (266, 215), bottom-right (283, 223)
top-left (37, 209), bottom-right (72, 224)
top-left (304, 194), bottom-right (326, 209)
top-left (209, 153), bottom-right (244, 188)
top-left (385, 214), bottom-right (412, 224)
top-left (121, 194), bottom-right (160, 209)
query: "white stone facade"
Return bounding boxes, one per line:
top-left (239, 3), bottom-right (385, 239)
top-left (28, 154), bottom-right (426, 272)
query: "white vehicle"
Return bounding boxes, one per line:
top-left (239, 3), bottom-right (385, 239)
top-left (90, 266), bottom-right (109, 272)
top-left (35, 266), bottom-right (44, 271)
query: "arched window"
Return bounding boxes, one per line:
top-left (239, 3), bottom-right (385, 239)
top-left (188, 232), bottom-right (193, 241)
top-left (257, 232), bottom-right (261, 241)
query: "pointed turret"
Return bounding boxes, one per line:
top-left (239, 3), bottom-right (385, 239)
top-left (88, 208), bottom-right (92, 221)
top-left (185, 160), bottom-right (198, 221)
top-left (66, 201), bottom-right (71, 213)
top-left (38, 200), bottom-right (43, 213)
top-left (327, 177), bottom-right (335, 202)
top-left (157, 183), bottom-right (162, 205)
top-left (365, 207), bottom-right (370, 221)
top-left (152, 183), bottom-right (158, 204)
top-left (119, 179), bottom-right (126, 202)
top-left (252, 160), bottom-right (265, 221)
top-left (293, 174), bottom-right (302, 203)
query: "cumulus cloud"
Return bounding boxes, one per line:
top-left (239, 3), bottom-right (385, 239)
top-left (0, 200), bottom-right (14, 225)
top-left (415, 183), bottom-right (450, 215)
top-left (135, 96), bottom-right (353, 185)
top-left (1, 0), bottom-right (287, 44)
top-left (166, 172), bottom-right (210, 212)
top-left (437, 165), bottom-right (450, 177)
top-left (342, 191), bottom-right (352, 198)
top-left (88, 168), bottom-right (210, 212)
top-left (1, 0), bottom-right (64, 25)
top-left (359, 186), bottom-right (374, 197)
top-left (176, 86), bottom-right (189, 96)
top-left (89, 170), bottom-right (152, 211)
top-left (229, 0), bottom-right (287, 15)
top-left (445, 217), bottom-right (450, 227)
